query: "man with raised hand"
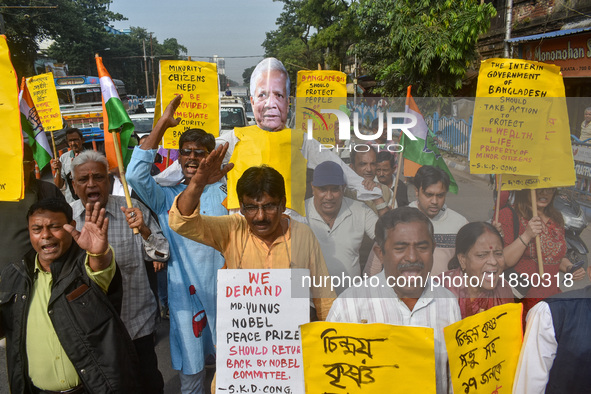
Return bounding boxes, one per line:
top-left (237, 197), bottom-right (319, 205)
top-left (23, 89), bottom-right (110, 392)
top-left (168, 145), bottom-right (335, 321)
top-left (0, 198), bottom-right (141, 393)
top-left (51, 127), bottom-right (85, 203)
top-left (127, 95), bottom-right (227, 394)
top-left (70, 150), bottom-right (169, 394)
top-left (327, 207), bottom-right (460, 394)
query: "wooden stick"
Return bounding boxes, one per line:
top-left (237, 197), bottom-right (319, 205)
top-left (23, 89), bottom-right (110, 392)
top-left (166, 149), bottom-right (170, 168)
top-left (49, 130), bottom-right (58, 159)
top-left (495, 174), bottom-right (502, 223)
top-left (391, 150), bottom-right (404, 209)
top-left (531, 189), bottom-right (544, 275)
top-left (111, 131), bottom-right (139, 235)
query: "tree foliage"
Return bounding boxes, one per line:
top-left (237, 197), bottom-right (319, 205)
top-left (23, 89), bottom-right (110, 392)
top-left (1, 0), bottom-right (188, 95)
top-left (262, 0), bottom-right (359, 91)
top-left (353, 0), bottom-right (496, 97)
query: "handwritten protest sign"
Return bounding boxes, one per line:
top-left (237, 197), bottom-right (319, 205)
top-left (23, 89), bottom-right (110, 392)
top-left (296, 70), bottom-right (347, 145)
top-left (500, 90), bottom-right (575, 190)
top-left (159, 60), bottom-right (219, 148)
top-left (444, 303), bottom-right (523, 394)
top-left (216, 269), bottom-right (309, 394)
top-left (26, 72), bottom-right (62, 131)
top-left (470, 58), bottom-right (560, 176)
top-left (0, 35), bottom-right (24, 201)
top-left (301, 322), bottom-right (436, 393)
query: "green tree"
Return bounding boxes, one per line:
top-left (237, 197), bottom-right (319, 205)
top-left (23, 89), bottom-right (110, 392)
top-left (1, 0), bottom-right (125, 79)
top-left (242, 65), bottom-right (255, 85)
top-left (262, 0), bottom-right (358, 91)
top-left (354, 0), bottom-right (496, 97)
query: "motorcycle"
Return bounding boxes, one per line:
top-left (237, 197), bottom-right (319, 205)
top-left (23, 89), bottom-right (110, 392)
top-left (555, 189), bottom-right (589, 270)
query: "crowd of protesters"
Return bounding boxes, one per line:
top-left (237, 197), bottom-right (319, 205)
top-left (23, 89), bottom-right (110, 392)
top-left (1, 57), bottom-right (590, 394)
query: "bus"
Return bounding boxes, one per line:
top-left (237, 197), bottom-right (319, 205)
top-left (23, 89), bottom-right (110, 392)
top-left (55, 75), bottom-right (129, 129)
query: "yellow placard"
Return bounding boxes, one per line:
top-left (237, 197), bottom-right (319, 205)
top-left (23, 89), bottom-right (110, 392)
top-left (26, 72), bottom-right (62, 132)
top-left (501, 93), bottom-right (576, 190)
top-left (295, 70), bottom-right (347, 145)
top-left (159, 60), bottom-right (220, 148)
top-left (470, 58), bottom-right (569, 176)
top-left (444, 303), bottom-right (523, 394)
top-left (0, 35), bottom-right (24, 201)
top-left (301, 321), bottom-right (436, 393)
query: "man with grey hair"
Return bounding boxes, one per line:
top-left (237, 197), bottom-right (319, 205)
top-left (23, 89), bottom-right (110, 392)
top-left (580, 106), bottom-right (591, 141)
top-left (70, 150), bottom-right (170, 394)
top-left (215, 57), bottom-right (385, 220)
top-left (327, 207), bottom-right (460, 394)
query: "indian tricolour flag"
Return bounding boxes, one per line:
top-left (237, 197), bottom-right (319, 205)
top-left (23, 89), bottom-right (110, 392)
top-left (401, 86), bottom-right (458, 193)
top-left (19, 78), bottom-right (52, 170)
top-left (96, 55), bottom-right (134, 169)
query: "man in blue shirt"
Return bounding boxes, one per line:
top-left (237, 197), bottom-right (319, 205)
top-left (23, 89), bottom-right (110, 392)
top-left (126, 95), bottom-right (226, 394)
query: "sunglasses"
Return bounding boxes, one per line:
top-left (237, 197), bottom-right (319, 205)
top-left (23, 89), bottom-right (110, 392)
top-left (179, 148), bottom-right (209, 157)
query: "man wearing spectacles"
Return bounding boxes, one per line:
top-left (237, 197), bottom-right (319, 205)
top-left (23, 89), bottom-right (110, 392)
top-left (126, 102), bottom-right (227, 394)
top-left (169, 145), bottom-right (335, 321)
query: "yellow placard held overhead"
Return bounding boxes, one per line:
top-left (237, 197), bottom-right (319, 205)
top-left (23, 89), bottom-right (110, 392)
top-left (470, 58), bottom-right (569, 178)
top-left (26, 73), bottom-right (62, 131)
top-left (159, 60), bottom-right (220, 148)
top-left (0, 35), bottom-right (25, 201)
top-left (295, 70), bottom-right (347, 145)
top-left (444, 303), bottom-right (523, 394)
top-left (301, 321), bottom-right (436, 393)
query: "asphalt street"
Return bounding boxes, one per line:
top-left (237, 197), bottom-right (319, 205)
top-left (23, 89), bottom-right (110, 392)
top-left (1, 166), bottom-right (589, 393)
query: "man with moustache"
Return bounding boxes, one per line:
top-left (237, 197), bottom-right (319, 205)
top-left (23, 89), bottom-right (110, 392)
top-left (127, 95), bottom-right (227, 394)
top-left (168, 145), bottom-right (335, 321)
top-left (327, 207), bottom-right (460, 394)
top-left (215, 57), bottom-right (383, 220)
top-left (0, 198), bottom-right (141, 393)
top-left (305, 161), bottom-right (378, 294)
top-left (375, 151), bottom-right (409, 208)
top-left (70, 150), bottom-right (169, 394)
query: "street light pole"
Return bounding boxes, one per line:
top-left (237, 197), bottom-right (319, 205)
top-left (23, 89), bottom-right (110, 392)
top-left (143, 40), bottom-right (150, 97)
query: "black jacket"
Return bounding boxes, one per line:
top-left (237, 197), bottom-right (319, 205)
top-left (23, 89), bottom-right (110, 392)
top-left (0, 244), bottom-right (141, 394)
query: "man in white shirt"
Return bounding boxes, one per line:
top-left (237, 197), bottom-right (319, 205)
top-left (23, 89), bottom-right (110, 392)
top-left (327, 207), bottom-right (461, 394)
top-left (409, 165), bottom-right (468, 276)
top-left (305, 161), bottom-right (378, 294)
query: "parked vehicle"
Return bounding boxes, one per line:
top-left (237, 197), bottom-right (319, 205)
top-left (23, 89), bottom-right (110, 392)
top-left (143, 98), bottom-right (156, 113)
top-left (220, 96), bottom-right (248, 132)
top-left (555, 188), bottom-right (589, 270)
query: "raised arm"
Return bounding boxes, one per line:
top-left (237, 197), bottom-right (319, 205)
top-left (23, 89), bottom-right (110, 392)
top-left (139, 94), bottom-right (182, 150)
top-left (176, 142), bottom-right (234, 216)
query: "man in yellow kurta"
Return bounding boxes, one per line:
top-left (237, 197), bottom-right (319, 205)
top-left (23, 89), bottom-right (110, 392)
top-left (168, 142), bottom-right (335, 320)
top-left (217, 57), bottom-right (384, 219)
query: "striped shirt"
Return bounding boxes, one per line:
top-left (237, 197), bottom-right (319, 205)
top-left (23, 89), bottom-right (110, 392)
top-left (72, 195), bottom-right (169, 339)
top-left (327, 271), bottom-right (461, 394)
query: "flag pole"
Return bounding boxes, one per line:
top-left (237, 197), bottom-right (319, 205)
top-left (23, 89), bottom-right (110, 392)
top-left (531, 189), bottom-right (544, 275)
top-left (391, 149), bottom-right (404, 209)
top-left (495, 174), bottom-right (502, 223)
top-left (111, 130), bottom-right (139, 235)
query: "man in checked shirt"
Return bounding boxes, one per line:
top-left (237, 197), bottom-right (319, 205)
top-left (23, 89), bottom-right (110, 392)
top-left (70, 150), bottom-right (170, 394)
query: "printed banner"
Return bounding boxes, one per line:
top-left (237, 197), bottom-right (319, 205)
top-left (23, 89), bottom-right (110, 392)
top-left (216, 269), bottom-right (309, 394)
top-left (296, 70), bottom-right (347, 145)
top-left (0, 35), bottom-right (24, 201)
top-left (26, 72), bottom-right (62, 131)
top-left (160, 60), bottom-right (219, 148)
top-left (444, 303), bottom-right (523, 394)
top-left (301, 322), bottom-right (436, 393)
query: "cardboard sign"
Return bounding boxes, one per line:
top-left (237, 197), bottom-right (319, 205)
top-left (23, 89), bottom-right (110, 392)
top-left (216, 269), bottom-right (309, 394)
top-left (0, 35), bottom-right (24, 201)
top-left (296, 70), bottom-right (347, 145)
top-left (444, 303), bottom-right (523, 394)
top-left (470, 58), bottom-right (575, 189)
top-left (26, 72), bottom-right (62, 131)
top-left (301, 322), bottom-right (436, 393)
top-left (160, 60), bottom-right (220, 148)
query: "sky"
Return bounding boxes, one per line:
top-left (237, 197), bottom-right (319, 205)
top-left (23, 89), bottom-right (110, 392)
top-left (109, 0), bottom-right (285, 84)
